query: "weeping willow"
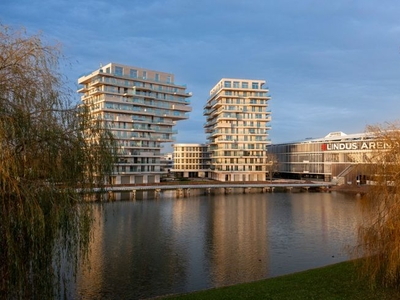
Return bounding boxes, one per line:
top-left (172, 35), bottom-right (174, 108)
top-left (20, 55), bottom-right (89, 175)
top-left (0, 25), bottom-right (116, 298)
top-left (352, 122), bottom-right (400, 288)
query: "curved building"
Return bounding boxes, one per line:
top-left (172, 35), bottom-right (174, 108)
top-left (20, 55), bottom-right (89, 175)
top-left (267, 131), bottom-right (382, 184)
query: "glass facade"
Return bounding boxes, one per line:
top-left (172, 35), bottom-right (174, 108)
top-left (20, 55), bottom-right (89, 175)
top-left (267, 132), bottom-right (377, 182)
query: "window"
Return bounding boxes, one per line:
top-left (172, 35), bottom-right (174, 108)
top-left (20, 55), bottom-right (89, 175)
top-left (115, 66), bottom-right (123, 76)
top-left (252, 82), bottom-right (259, 89)
top-left (224, 81), bottom-right (231, 88)
top-left (142, 71), bottom-right (147, 79)
top-left (242, 82), bottom-right (248, 89)
top-left (155, 73), bottom-right (160, 82)
top-left (167, 75), bottom-right (171, 83)
top-left (233, 81), bottom-right (239, 88)
top-left (130, 69), bottom-right (137, 78)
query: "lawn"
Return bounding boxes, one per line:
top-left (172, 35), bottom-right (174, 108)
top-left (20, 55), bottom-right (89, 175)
top-left (162, 261), bottom-right (400, 299)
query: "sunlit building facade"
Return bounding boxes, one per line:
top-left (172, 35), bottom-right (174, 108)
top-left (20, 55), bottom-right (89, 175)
top-left (267, 131), bottom-right (380, 184)
top-left (204, 78), bottom-right (271, 182)
top-left (172, 143), bottom-right (211, 178)
top-left (78, 63), bottom-right (191, 184)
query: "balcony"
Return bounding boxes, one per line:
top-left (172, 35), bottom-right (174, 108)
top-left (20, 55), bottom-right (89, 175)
top-left (89, 88), bottom-right (102, 95)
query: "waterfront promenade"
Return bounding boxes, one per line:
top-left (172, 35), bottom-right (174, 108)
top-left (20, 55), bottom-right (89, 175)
top-left (96, 180), bottom-right (335, 200)
top-left (106, 181), bottom-right (333, 191)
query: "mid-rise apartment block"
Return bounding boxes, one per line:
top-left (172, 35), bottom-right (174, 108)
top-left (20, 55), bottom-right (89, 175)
top-left (204, 78), bottom-right (271, 182)
top-left (78, 63), bottom-right (191, 184)
top-left (172, 143), bottom-right (211, 178)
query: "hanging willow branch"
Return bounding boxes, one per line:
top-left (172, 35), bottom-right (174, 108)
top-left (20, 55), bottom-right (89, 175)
top-left (0, 24), bottom-right (116, 299)
top-left (351, 122), bottom-right (400, 289)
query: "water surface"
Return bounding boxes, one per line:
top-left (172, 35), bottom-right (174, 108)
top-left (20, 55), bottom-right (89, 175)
top-left (75, 191), bottom-right (361, 299)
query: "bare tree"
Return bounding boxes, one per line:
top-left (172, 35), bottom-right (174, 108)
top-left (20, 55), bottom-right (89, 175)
top-left (0, 25), bottom-right (116, 299)
top-left (351, 122), bottom-right (400, 288)
top-left (266, 153), bottom-right (279, 182)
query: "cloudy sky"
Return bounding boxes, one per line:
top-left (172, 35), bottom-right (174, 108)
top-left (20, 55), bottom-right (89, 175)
top-left (2, 0), bottom-right (400, 148)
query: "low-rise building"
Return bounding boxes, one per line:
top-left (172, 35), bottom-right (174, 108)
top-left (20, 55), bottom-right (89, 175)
top-left (172, 143), bottom-right (210, 178)
top-left (267, 131), bottom-right (379, 184)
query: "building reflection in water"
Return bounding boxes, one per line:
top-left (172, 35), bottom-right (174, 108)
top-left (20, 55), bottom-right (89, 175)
top-left (265, 192), bottom-right (361, 277)
top-left (76, 191), bottom-right (360, 299)
top-left (205, 193), bottom-right (269, 287)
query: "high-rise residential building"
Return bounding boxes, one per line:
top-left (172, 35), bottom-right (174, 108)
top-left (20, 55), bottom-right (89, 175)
top-left (172, 143), bottom-right (211, 178)
top-left (204, 78), bottom-right (271, 182)
top-left (78, 63), bottom-right (191, 184)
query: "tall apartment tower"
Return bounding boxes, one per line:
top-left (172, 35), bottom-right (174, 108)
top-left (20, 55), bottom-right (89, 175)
top-left (78, 63), bottom-right (191, 184)
top-left (204, 78), bottom-right (271, 182)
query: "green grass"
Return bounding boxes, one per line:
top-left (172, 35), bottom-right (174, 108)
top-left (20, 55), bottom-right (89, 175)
top-left (162, 261), bottom-right (400, 299)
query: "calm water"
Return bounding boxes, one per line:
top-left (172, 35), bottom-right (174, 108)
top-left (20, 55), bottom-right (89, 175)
top-left (75, 191), bottom-right (361, 299)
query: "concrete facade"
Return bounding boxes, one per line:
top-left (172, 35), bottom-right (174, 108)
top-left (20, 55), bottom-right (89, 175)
top-left (172, 143), bottom-right (210, 178)
top-left (78, 63), bottom-right (191, 184)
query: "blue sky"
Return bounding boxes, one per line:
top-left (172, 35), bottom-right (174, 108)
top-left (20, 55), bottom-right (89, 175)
top-left (2, 0), bottom-right (400, 149)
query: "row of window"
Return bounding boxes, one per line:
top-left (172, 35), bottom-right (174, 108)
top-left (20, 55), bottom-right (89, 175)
top-left (223, 91), bottom-right (267, 96)
top-left (104, 102), bottom-right (184, 117)
top-left (217, 136), bottom-right (267, 142)
top-left (215, 165), bottom-right (264, 171)
top-left (175, 158), bottom-right (210, 163)
top-left (117, 158), bottom-right (158, 164)
top-left (215, 149), bottom-right (267, 155)
top-left (212, 157), bottom-right (266, 164)
top-left (275, 152), bottom-right (373, 164)
top-left (117, 140), bottom-right (160, 148)
top-left (174, 147), bottom-right (208, 151)
top-left (212, 128), bottom-right (267, 134)
top-left (113, 130), bottom-right (170, 140)
top-left (223, 81), bottom-right (261, 89)
top-left (223, 106), bottom-right (265, 112)
top-left (219, 113), bottom-right (267, 119)
top-left (174, 166), bottom-right (210, 170)
top-left (101, 86), bottom-right (184, 102)
top-left (110, 66), bottom-right (172, 84)
top-left (103, 113), bottom-right (166, 124)
top-left (107, 122), bottom-right (172, 133)
top-left (206, 94), bottom-right (269, 108)
top-left (214, 121), bottom-right (267, 127)
top-left (116, 166), bottom-right (160, 173)
top-left (94, 75), bottom-right (179, 93)
top-left (209, 98), bottom-right (268, 104)
top-left (174, 153), bottom-right (210, 158)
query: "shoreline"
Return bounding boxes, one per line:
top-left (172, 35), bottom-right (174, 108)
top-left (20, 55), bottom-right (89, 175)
top-left (329, 184), bottom-right (370, 195)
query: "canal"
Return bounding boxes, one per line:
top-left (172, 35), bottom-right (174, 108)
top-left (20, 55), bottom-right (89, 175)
top-left (74, 190), bottom-right (362, 299)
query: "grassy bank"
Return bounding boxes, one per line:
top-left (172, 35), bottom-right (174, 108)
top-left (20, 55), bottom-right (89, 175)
top-left (162, 261), bottom-right (400, 299)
